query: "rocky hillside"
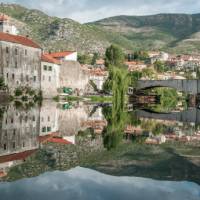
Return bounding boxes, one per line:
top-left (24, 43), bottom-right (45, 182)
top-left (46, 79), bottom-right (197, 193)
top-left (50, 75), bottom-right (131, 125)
top-left (1, 3), bottom-right (200, 54)
top-left (92, 14), bottom-right (200, 54)
top-left (0, 4), bottom-right (135, 54)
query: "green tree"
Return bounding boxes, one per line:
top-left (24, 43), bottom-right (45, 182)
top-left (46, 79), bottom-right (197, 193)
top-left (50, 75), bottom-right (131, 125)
top-left (154, 60), bottom-right (166, 73)
top-left (105, 44), bottom-right (125, 68)
top-left (91, 53), bottom-right (99, 65)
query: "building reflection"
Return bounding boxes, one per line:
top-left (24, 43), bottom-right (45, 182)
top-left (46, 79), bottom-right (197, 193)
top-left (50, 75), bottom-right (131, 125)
top-left (0, 101), bottom-right (107, 178)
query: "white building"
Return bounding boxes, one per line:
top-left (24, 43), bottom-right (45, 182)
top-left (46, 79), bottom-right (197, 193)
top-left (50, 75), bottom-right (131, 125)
top-left (0, 14), bottom-right (18, 35)
top-left (49, 51), bottom-right (77, 62)
top-left (39, 101), bottom-right (59, 136)
top-left (0, 14), bottom-right (41, 93)
top-left (41, 54), bottom-right (61, 98)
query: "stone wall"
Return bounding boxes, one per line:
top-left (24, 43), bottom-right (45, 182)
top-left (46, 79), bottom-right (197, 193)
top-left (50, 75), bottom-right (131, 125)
top-left (59, 61), bottom-right (89, 95)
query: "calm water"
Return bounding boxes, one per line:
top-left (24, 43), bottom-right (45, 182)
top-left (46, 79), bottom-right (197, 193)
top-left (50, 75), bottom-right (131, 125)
top-left (0, 100), bottom-right (200, 199)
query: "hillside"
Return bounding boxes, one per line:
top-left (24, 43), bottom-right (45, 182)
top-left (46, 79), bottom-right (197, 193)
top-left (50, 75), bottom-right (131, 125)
top-left (92, 14), bottom-right (200, 54)
top-left (1, 4), bottom-right (200, 54)
top-left (0, 4), bottom-right (135, 54)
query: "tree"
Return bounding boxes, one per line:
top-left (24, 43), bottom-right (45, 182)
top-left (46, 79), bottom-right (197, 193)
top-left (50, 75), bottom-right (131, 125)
top-left (154, 60), bottom-right (165, 73)
top-left (78, 54), bottom-right (92, 64)
top-left (134, 51), bottom-right (149, 61)
top-left (91, 53), bottom-right (99, 65)
top-left (105, 44), bottom-right (125, 68)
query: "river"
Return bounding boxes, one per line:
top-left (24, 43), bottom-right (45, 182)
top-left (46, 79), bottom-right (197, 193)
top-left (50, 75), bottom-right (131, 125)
top-left (0, 100), bottom-right (199, 200)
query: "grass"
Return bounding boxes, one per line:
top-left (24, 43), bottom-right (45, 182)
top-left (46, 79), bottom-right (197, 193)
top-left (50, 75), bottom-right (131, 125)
top-left (88, 95), bottom-right (112, 102)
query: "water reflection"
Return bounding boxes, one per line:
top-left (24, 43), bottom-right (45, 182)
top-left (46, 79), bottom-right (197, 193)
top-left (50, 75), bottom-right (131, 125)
top-left (0, 100), bottom-right (200, 187)
top-left (0, 167), bottom-right (199, 200)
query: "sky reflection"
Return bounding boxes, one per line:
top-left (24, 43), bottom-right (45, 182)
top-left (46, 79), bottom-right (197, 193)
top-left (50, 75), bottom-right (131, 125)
top-left (0, 167), bottom-right (199, 200)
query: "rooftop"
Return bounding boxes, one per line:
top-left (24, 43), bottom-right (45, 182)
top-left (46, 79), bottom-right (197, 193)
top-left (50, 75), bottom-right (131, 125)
top-left (42, 54), bottom-right (61, 65)
top-left (49, 51), bottom-right (76, 58)
top-left (0, 149), bottom-right (37, 164)
top-left (0, 13), bottom-right (9, 22)
top-left (0, 32), bottom-right (41, 49)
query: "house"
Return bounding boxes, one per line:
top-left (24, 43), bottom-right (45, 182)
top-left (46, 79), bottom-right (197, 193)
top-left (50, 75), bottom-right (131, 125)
top-left (88, 68), bottom-right (108, 91)
top-left (41, 54), bottom-right (61, 98)
top-left (95, 58), bottom-right (105, 68)
top-left (0, 14), bottom-right (18, 35)
top-left (150, 51), bottom-right (169, 64)
top-left (0, 16), bottom-right (42, 93)
top-left (39, 101), bottom-right (59, 136)
top-left (49, 51), bottom-right (77, 62)
top-left (125, 61), bottom-right (147, 72)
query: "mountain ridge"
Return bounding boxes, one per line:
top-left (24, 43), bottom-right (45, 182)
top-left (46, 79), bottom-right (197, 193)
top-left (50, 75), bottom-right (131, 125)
top-left (1, 3), bottom-right (200, 54)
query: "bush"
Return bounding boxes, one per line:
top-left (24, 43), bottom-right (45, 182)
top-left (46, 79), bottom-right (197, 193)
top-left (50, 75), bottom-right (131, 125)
top-left (15, 88), bottom-right (23, 96)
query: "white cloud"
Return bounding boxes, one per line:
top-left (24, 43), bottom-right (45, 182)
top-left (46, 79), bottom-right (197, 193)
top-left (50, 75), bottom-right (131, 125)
top-left (1, 0), bottom-right (200, 23)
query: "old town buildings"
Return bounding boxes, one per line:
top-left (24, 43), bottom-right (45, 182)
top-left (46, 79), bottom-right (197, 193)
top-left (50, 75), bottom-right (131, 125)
top-left (0, 14), bottom-right (42, 93)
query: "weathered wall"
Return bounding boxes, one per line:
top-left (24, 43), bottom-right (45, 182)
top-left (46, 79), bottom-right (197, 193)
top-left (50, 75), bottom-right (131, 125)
top-left (0, 104), bottom-right (40, 156)
top-left (59, 61), bottom-right (89, 95)
top-left (0, 40), bottom-right (41, 93)
top-left (58, 103), bottom-right (89, 136)
top-left (41, 61), bottom-right (60, 98)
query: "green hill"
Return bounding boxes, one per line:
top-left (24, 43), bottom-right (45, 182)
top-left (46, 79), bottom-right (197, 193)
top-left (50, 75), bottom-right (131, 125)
top-left (1, 3), bottom-right (200, 54)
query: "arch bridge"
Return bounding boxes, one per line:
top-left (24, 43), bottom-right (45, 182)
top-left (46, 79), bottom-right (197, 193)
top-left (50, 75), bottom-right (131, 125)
top-left (128, 80), bottom-right (200, 95)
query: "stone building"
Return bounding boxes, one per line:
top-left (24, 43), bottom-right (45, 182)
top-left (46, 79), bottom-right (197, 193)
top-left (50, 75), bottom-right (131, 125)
top-left (59, 61), bottom-right (89, 95)
top-left (0, 104), bottom-right (40, 177)
top-left (41, 54), bottom-right (60, 98)
top-left (0, 15), bottom-right (42, 93)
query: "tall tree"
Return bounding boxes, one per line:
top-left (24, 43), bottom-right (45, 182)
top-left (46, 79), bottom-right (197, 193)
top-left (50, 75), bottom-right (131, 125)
top-left (105, 44), bottom-right (125, 68)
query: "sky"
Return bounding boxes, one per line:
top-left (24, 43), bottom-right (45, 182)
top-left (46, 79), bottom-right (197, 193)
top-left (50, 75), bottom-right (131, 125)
top-left (1, 0), bottom-right (200, 23)
top-left (0, 167), bottom-right (199, 200)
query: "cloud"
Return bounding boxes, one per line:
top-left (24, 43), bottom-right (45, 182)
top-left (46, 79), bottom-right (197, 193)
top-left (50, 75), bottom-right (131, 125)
top-left (1, 0), bottom-right (200, 23)
top-left (0, 167), bottom-right (199, 200)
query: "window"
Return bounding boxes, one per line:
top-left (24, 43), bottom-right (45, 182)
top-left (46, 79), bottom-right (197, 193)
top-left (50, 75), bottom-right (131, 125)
top-left (6, 73), bottom-right (9, 79)
top-left (13, 129), bottom-right (16, 136)
top-left (25, 49), bottom-right (27, 55)
top-left (15, 48), bottom-right (18, 55)
top-left (26, 75), bottom-right (29, 82)
top-left (44, 65), bottom-right (47, 70)
top-left (47, 127), bottom-right (51, 132)
top-left (48, 66), bottom-right (52, 71)
top-left (6, 60), bottom-right (9, 67)
top-left (15, 61), bottom-right (18, 68)
top-left (49, 76), bottom-right (51, 82)
top-left (12, 74), bottom-right (15, 80)
top-left (11, 118), bottom-right (14, 123)
top-left (42, 127), bottom-right (46, 132)
top-left (6, 47), bottom-right (9, 53)
top-left (48, 116), bottom-right (50, 121)
top-left (34, 76), bottom-right (37, 82)
top-left (23, 142), bottom-right (25, 148)
top-left (33, 116), bottom-right (35, 121)
top-left (13, 142), bottom-right (15, 149)
top-left (3, 144), bottom-right (7, 150)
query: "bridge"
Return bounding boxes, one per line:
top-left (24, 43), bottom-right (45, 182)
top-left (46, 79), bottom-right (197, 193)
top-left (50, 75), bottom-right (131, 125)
top-left (135, 108), bottom-right (200, 124)
top-left (128, 79), bottom-right (200, 95)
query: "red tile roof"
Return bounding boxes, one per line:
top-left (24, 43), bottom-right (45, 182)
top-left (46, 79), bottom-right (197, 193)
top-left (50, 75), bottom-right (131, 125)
top-left (0, 149), bottom-right (37, 164)
top-left (0, 32), bottom-right (41, 49)
top-left (0, 14), bottom-right (9, 22)
top-left (42, 54), bottom-right (61, 65)
top-left (49, 51), bottom-right (76, 58)
top-left (38, 132), bottom-right (59, 143)
top-left (47, 137), bottom-right (72, 145)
